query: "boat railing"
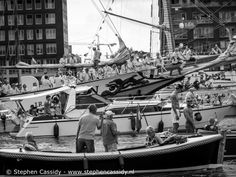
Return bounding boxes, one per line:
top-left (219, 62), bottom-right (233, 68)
top-left (110, 95), bottom-right (156, 102)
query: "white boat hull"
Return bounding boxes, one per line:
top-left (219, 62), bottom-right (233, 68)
top-left (13, 104), bottom-right (236, 137)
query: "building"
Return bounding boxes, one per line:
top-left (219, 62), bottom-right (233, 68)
top-left (0, 0), bottom-right (68, 83)
top-left (160, 0), bottom-right (236, 56)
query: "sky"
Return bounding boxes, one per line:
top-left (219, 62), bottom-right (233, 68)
top-left (67, 0), bottom-right (155, 57)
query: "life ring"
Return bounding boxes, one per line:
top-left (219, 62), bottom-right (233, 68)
top-left (23, 144), bottom-right (37, 151)
top-left (194, 112), bottom-right (202, 121)
top-left (54, 123), bottom-right (59, 138)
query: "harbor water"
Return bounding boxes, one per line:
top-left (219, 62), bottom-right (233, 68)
top-left (0, 133), bottom-right (236, 176)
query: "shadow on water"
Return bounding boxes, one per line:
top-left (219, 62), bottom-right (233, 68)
top-left (0, 133), bottom-right (236, 176)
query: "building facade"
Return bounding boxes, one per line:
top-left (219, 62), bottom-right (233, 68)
top-left (0, 0), bottom-right (68, 82)
top-left (160, 0), bottom-right (236, 56)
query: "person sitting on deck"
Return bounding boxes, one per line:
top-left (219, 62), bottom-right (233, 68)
top-left (145, 126), bottom-right (164, 146)
top-left (204, 118), bottom-right (218, 132)
top-left (23, 132), bottom-right (39, 151)
top-left (29, 105), bottom-right (38, 116)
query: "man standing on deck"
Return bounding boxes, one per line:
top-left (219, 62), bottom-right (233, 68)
top-left (76, 104), bottom-right (103, 153)
top-left (93, 47), bottom-right (102, 67)
top-left (170, 84), bottom-right (183, 133)
top-left (183, 98), bottom-right (195, 133)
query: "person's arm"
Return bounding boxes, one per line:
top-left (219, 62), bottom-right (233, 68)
top-left (110, 122), bottom-right (118, 136)
top-left (156, 134), bottom-right (164, 145)
top-left (97, 115), bottom-right (104, 130)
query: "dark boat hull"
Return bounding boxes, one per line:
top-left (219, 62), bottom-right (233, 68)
top-left (0, 135), bottom-right (223, 176)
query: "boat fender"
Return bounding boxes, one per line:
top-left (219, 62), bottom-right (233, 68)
top-left (118, 152), bottom-right (124, 169)
top-left (157, 119), bottom-right (164, 133)
top-left (136, 117), bottom-right (142, 133)
top-left (83, 154), bottom-right (88, 170)
top-left (53, 123), bottom-right (59, 138)
top-left (130, 116), bottom-right (135, 131)
top-left (194, 112), bottom-right (202, 121)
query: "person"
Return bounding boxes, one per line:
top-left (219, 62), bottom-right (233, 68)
top-left (51, 95), bottom-right (61, 115)
top-left (93, 47), bottom-right (102, 67)
top-left (185, 87), bottom-right (198, 107)
top-left (170, 84), bottom-right (183, 133)
top-left (23, 132), bottom-right (39, 151)
top-left (29, 105), bottom-right (38, 116)
top-left (204, 118), bottom-right (218, 132)
top-left (183, 98), bottom-right (195, 133)
top-left (76, 104), bottom-right (103, 153)
top-left (0, 113), bottom-right (6, 131)
top-left (145, 126), bottom-right (163, 146)
top-left (101, 110), bottom-right (118, 152)
top-left (44, 95), bottom-right (51, 115)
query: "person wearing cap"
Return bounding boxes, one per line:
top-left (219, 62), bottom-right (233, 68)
top-left (76, 104), bottom-right (103, 153)
top-left (170, 84), bottom-right (183, 133)
top-left (101, 110), bottom-right (118, 152)
top-left (183, 98), bottom-right (195, 133)
top-left (204, 118), bottom-right (218, 132)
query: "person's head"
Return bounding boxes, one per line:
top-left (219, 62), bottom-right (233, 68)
top-left (146, 126), bottom-right (155, 138)
top-left (46, 95), bottom-right (51, 101)
top-left (92, 47), bottom-right (96, 51)
top-left (89, 104), bottom-right (97, 114)
top-left (186, 98), bottom-right (192, 106)
top-left (104, 110), bottom-right (115, 119)
top-left (209, 118), bottom-right (215, 125)
top-left (175, 84), bottom-right (183, 93)
top-left (25, 132), bottom-right (34, 142)
top-left (30, 105), bottom-right (34, 109)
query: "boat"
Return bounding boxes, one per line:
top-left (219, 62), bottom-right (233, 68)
top-left (8, 86), bottom-right (236, 138)
top-left (0, 133), bottom-right (225, 176)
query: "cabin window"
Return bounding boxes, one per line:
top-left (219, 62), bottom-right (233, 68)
top-left (8, 15), bottom-right (14, 26)
top-left (46, 43), bottom-right (57, 54)
top-left (46, 29), bottom-right (56, 39)
top-left (26, 14), bottom-right (33, 25)
top-left (0, 46), bottom-right (6, 56)
top-left (18, 30), bottom-right (24, 40)
top-left (35, 0), bottom-right (42, 9)
top-left (17, 0), bottom-right (23, 10)
top-left (35, 14), bottom-right (42, 25)
top-left (18, 45), bottom-right (25, 55)
top-left (0, 30), bottom-right (5, 41)
top-left (36, 44), bottom-right (43, 55)
top-left (45, 13), bottom-right (55, 24)
top-left (8, 30), bottom-right (15, 41)
top-left (26, 0), bottom-right (33, 10)
top-left (36, 29), bottom-right (43, 40)
top-left (0, 1), bottom-right (5, 11)
top-left (26, 29), bottom-right (34, 40)
top-left (45, 0), bottom-right (55, 9)
top-left (27, 44), bottom-right (34, 55)
top-left (0, 15), bottom-right (4, 26)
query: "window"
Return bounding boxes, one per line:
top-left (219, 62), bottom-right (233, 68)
top-left (26, 14), bottom-right (33, 25)
top-left (193, 27), bottom-right (214, 39)
top-left (27, 44), bottom-right (34, 55)
top-left (26, 29), bottom-right (33, 40)
top-left (26, 0), bottom-right (33, 10)
top-left (36, 29), bottom-right (43, 40)
top-left (17, 15), bottom-right (24, 25)
top-left (35, 14), bottom-right (42, 24)
top-left (171, 0), bottom-right (179, 4)
top-left (0, 1), bottom-right (5, 11)
top-left (45, 13), bottom-right (55, 24)
top-left (8, 30), bottom-right (15, 41)
top-left (18, 30), bottom-right (24, 40)
top-left (36, 44), bottom-right (43, 55)
top-left (35, 0), bottom-right (42, 9)
top-left (8, 15), bottom-right (14, 26)
top-left (18, 45), bottom-right (25, 55)
top-left (45, 0), bottom-right (55, 9)
top-left (0, 46), bottom-right (5, 56)
top-left (7, 0), bottom-right (14, 10)
top-left (8, 45), bottom-right (16, 56)
top-left (0, 15), bottom-right (4, 26)
top-left (17, 0), bottom-right (23, 10)
top-left (219, 11), bottom-right (236, 23)
top-left (46, 44), bottom-right (57, 54)
top-left (0, 31), bottom-right (5, 41)
top-left (46, 29), bottom-right (56, 39)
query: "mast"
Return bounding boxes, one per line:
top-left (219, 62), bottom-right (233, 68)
top-left (150, 0), bottom-right (160, 58)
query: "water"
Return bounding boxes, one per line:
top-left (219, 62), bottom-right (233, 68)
top-left (0, 133), bottom-right (236, 177)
